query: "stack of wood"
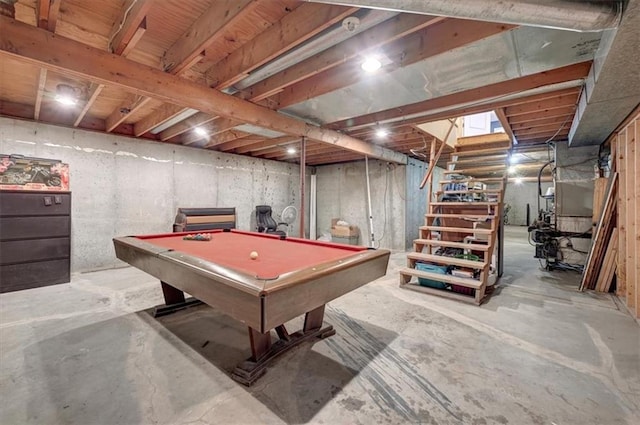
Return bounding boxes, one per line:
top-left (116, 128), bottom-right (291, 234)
top-left (580, 173), bottom-right (618, 291)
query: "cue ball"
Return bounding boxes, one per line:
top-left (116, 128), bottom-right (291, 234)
top-left (250, 251), bottom-right (259, 260)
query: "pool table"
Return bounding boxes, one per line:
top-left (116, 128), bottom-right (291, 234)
top-left (113, 229), bottom-right (390, 385)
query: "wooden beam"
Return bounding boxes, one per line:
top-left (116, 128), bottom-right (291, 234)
top-left (205, 3), bottom-right (357, 89)
top-left (276, 19), bottom-right (514, 109)
top-left (37, 0), bottom-right (60, 32)
top-left (33, 68), bottom-right (47, 120)
top-left (74, 83), bottom-right (104, 127)
top-left (495, 108), bottom-right (517, 145)
top-left (0, 17), bottom-right (405, 163)
top-left (162, 0), bottom-right (255, 74)
top-left (109, 0), bottom-right (155, 55)
top-left (120, 17), bottom-right (147, 57)
top-left (244, 13), bottom-right (442, 101)
top-left (328, 62), bottom-right (590, 130)
top-left (514, 123), bottom-right (571, 137)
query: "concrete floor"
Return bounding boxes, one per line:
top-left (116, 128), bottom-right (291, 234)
top-left (1, 226), bottom-right (639, 424)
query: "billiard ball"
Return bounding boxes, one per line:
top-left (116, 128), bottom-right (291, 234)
top-left (250, 251), bottom-right (258, 260)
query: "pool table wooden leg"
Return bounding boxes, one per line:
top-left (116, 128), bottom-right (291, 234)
top-left (232, 304), bottom-right (335, 386)
top-left (153, 281), bottom-right (202, 317)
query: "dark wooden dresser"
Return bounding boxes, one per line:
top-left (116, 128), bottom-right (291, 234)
top-left (0, 190), bottom-right (71, 293)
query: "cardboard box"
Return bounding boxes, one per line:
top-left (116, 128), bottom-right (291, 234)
top-left (331, 218), bottom-right (359, 237)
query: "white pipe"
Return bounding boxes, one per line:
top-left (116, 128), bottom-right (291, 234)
top-left (310, 173), bottom-right (317, 239)
top-left (303, 0), bottom-right (622, 32)
top-left (365, 156), bottom-right (375, 248)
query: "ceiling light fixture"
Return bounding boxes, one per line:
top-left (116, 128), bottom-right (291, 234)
top-left (361, 57), bottom-right (382, 73)
top-left (55, 84), bottom-right (79, 106)
top-left (508, 166), bottom-right (517, 174)
top-left (194, 127), bottom-right (207, 137)
top-left (514, 177), bottom-right (523, 184)
top-left (287, 147), bottom-right (296, 154)
top-left (509, 155), bottom-right (519, 165)
top-left (375, 128), bottom-right (389, 138)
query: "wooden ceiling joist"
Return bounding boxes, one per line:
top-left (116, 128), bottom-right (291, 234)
top-left (507, 107), bottom-right (577, 125)
top-left (160, 112), bottom-right (216, 141)
top-left (33, 68), bottom-right (47, 120)
top-left (243, 12), bottom-right (442, 101)
top-left (504, 94), bottom-right (578, 117)
top-left (0, 21), bottom-right (406, 161)
top-left (138, 2), bottom-right (356, 143)
top-left (328, 62), bottom-right (590, 131)
top-left (232, 136), bottom-right (301, 154)
top-left (109, 0), bottom-right (155, 55)
top-left (274, 19), bottom-right (514, 109)
top-left (495, 108), bottom-right (517, 145)
top-left (37, 0), bottom-right (60, 32)
top-left (205, 3), bottom-right (357, 90)
top-left (510, 115), bottom-right (574, 131)
top-left (74, 83), bottom-right (105, 127)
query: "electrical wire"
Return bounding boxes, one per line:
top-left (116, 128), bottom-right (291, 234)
top-left (108, 0), bottom-right (140, 52)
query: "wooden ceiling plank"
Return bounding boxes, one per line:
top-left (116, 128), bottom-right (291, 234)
top-left (515, 129), bottom-right (570, 140)
top-left (275, 19), bottom-right (514, 109)
top-left (328, 62), bottom-right (590, 130)
top-left (120, 17), bottom-right (147, 57)
top-left (495, 108), bottom-right (517, 145)
top-left (109, 0), bottom-right (156, 55)
top-left (162, 0), bottom-right (256, 75)
top-left (33, 68), bottom-right (47, 120)
top-left (181, 119), bottom-right (244, 145)
top-left (245, 13), bottom-right (442, 101)
top-left (205, 3), bottom-right (358, 90)
top-left (37, 0), bottom-right (60, 32)
top-left (0, 17), bottom-right (406, 164)
top-left (201, 130), bottom-right (252, 148)
top-left (74, 83), bottom-right (105, 127)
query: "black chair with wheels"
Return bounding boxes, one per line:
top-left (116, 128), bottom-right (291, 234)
top-left (255, 205), bottom-right (287, 237)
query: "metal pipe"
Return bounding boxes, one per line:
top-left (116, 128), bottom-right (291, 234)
top-left (365, 156), bottom-right (375, 247)
top-left (310, 171), bottom-right (317, 240)
top-left (303, 0), bottom-right (622, 32)
top-left (299, 137), bottom-right (307, 238)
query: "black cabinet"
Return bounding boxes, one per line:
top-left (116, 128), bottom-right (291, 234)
top-left (0, 191), bottom-right (71, 292)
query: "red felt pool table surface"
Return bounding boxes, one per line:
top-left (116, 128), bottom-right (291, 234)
top-left (137, 229), bottom-right (366, 280)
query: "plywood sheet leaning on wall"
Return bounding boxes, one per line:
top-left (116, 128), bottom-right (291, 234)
top-left (595, 228), bottom-right (618, 292)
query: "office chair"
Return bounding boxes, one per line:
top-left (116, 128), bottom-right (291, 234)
top-left (255, 205), bottom-right (287, 237)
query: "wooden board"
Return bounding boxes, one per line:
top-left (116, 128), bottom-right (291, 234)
top-left (595, 228), bottom-right (618, 292)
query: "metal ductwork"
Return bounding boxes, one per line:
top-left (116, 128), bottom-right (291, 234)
top-left (303, 0), bottom-right (622, 32)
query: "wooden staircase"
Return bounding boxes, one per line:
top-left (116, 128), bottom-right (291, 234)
top-left (400, 135), bottom-right (510, 305)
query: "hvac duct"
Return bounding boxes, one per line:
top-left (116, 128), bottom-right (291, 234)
top-left (303, 0), bottom-right (622, 32)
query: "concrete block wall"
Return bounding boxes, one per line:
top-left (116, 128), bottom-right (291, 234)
top-left (315, 160), bottom-right (406, 251)
top-left (0, 117), bottom-right (306, 273)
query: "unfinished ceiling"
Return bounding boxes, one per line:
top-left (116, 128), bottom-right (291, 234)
top-left (0, 0), bottom-right (635, 166)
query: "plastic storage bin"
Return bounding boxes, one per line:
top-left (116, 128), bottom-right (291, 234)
top-left (415, 263), bottom-right (448, 289)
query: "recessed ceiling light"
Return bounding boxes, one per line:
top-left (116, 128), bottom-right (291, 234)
top-left (508, 166), bottom-right (517, 174)
top-left (375, 128), bottom-right (388, 138)
top-left (361, 57), bottom-right (382, 73)
top-left (55, 95), bottom-right (77, 106)
top-left (508, 155), bottom-right (519, 165)
top-left (514, 177), bottom-right (523, 184)
top-left (287, 147), bottom-right (296, 154)
top-left (194, 127), bottom-right (207, 136)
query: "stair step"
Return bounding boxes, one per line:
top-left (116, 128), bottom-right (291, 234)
top-left (450, 154), bottom-right (508, 163)
top-left (407, 252), bottom-right (488, 269)
top-left (414, 238), bottom-right (490, 251)
top-left (453, 147), bottom-right (510, 157)
top-left (444, 165), bottom-right (507, 175)
top-left (430, 202), bottom-right (500, 207)
top-left (425, 213), bottom-right (495, 220)
top-left (399, 282), bottom-right (480, 304)
top-left (439, 178), bottom-right (505, 184)
top-left (437, 189), bottom-right (503, 195)
top-left (420, 226), bottom-right (492, 234)
top-left (399, 267), bottom-right (483, 289)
